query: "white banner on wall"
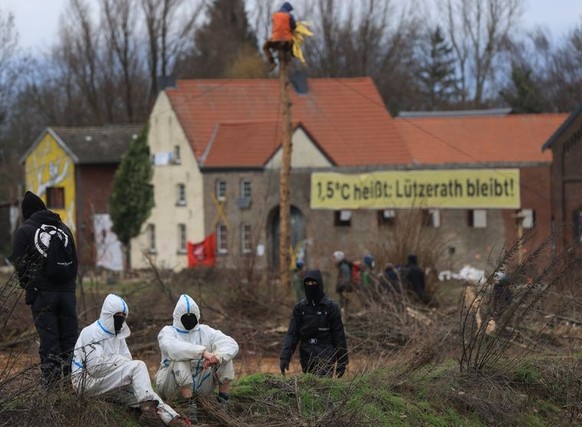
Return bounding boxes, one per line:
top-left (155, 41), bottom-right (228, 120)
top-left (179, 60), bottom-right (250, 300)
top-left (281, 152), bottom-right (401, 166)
top-left (93, 213), bottom-right (124, 271)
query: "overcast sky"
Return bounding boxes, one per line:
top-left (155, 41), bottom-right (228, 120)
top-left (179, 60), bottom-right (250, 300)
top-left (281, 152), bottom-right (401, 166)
top-left (3, 0), bottom-right (582, 51)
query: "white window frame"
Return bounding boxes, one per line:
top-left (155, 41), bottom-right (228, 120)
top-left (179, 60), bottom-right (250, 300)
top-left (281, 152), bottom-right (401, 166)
top-left (216, 180), bottom-right (227, 201)
top-left (177, 183), bottom-right (186, 206)
top-left (173, 144), bottom-right (181, 164)
top-left (241, 223), bottom-right (252, 254)
top-left (217, 223), bottom-right (228, 253)
top-left (428, 209), bottom-right (441, 228)
top-left (469, 209), bottom-right (487, 228)
top-left (521, 209), bottom-right (535, 229)
top-left (178, 223), bottom-right (187, 253)
top-left (240, 179), bottom-right (251, 198)
top-left (147, 224), bottom-right (156, 252)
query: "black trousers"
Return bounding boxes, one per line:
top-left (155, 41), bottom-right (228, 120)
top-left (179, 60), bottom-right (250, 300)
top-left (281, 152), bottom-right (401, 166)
top-left (31, 290), bottom-right (78, 388)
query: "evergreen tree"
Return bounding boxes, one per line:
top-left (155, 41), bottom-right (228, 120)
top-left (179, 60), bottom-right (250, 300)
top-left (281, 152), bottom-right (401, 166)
top-left (173, 0), bottom-right (259, 78)
top-left (110, 125), bottom-right (154, 270)
top-left (500, 63), bottom-right (545, 113)
top-left (416, 27), bottom-right (460, 110)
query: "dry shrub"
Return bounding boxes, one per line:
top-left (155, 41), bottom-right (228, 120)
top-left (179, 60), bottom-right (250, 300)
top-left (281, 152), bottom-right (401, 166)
top-left (372, 207), bottom-right (452, 302)
top-left (459, 228), bottom-right (582, 373)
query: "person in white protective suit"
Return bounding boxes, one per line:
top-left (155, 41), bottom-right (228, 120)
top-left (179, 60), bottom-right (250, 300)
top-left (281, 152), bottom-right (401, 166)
top-left (71, 294), bottom-right (191, 427)
top-left (156, 294), bottom-right (239, 421)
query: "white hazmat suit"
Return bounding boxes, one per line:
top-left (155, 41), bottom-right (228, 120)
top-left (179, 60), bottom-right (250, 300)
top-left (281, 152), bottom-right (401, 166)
top-left (71, 294), bottom-right (179, 425)
top-left (156, 294), bottom-right (239, 398)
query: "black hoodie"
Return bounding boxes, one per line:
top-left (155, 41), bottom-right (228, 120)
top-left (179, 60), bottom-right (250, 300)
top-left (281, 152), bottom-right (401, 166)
top-left (11, 193), bottom-right (78, 292)
top-left (280, 269), bottom-right (349, 375)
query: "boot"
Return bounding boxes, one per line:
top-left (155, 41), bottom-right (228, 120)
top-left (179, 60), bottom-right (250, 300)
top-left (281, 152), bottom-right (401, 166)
top-left (139, 400), bottom-right (166, 427)
top-left (168, 416), bottom-right (193, 426)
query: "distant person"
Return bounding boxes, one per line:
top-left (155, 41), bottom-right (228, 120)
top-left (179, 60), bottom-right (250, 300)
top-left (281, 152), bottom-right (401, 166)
top-left (280, 269), bottom-right (348, 378)
top-left (403, 254), bottom-right (426, 302)
top-left (490, 271), bottom-right (513, 320)
top-left (156, 294), bottom-right (239, 423)
top-left (379, 263), bottom-right (402, 294)
top-left (262, 2), bottom-right (296, 71)
top-left (71, 294), bottom-right (189, 427)
top-left (358, 255), bottom-right (376, 304)
top-left (333, 251), bottom-right (353, 316)
top-left (292, 258), bottom-right (306, 302)
top-left (11, 191), bottom-right (78, 389)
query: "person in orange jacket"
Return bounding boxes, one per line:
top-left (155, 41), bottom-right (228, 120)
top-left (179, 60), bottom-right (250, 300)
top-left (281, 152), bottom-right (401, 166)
top-left (262, 2), bottom-right (296, 71)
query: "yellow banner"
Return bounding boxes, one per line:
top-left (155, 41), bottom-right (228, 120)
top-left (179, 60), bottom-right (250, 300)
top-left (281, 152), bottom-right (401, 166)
top-left (310, 169), bottom-right (520, 209)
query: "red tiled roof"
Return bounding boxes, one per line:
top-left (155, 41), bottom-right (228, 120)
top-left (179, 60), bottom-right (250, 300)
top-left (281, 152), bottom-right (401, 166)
top-left (165, 78), bottom-right (411, 166)
top-left (395, 114), bottom-right (568, 165)
top-left (202, 121), bottom-right (281, 168)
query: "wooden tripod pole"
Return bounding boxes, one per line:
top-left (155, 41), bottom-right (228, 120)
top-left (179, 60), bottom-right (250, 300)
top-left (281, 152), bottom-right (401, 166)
top-left (278, 49), bottom-right (292, 289)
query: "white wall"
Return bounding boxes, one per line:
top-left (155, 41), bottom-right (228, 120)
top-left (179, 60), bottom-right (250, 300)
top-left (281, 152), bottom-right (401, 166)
top-left (266, 127), bottom-right (332, 169)
top-left (130, 92), bottom-right (205, 271)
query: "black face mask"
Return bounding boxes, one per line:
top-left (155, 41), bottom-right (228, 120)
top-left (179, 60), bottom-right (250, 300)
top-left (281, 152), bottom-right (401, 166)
top-left (181, 313), bottom-right (198, 330)
top-left (304, 282), bottom-right (324, 305)
top-left (113, 314), bottom-right (126, 334)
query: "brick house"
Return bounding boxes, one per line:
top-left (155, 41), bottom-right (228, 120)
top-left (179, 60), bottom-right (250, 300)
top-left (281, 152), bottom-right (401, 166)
top-left (542, 102), bottom-right (582, 252)
top-left (131, 78), bottom-right (565, 275)
top-left (395, 112), bottom-right (566, 267)
top-left (22, 124), bottom-right (143, 270)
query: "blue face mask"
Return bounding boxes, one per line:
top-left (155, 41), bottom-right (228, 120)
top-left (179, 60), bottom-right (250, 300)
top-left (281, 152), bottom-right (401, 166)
top-left (181, 313), bottom-right (198, 330)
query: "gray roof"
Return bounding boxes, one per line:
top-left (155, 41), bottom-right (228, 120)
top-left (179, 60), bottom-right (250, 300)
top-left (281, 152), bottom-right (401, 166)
top-left (50, 124), bottom-right (144, 164)
top-left (397, 108), bottom-right (512, 118)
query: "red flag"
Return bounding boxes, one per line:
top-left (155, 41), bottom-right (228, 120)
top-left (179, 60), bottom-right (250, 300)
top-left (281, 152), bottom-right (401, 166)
top-left (187, 233), bottom-right (216, 267)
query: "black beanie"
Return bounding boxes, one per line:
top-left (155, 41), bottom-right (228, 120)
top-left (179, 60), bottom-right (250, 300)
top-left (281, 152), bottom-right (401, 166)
top-left (22, 191), bottom-right (47, 220)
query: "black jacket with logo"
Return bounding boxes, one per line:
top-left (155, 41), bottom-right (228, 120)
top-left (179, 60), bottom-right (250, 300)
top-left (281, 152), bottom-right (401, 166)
top-left (11, 209), bottom-right (77, 292)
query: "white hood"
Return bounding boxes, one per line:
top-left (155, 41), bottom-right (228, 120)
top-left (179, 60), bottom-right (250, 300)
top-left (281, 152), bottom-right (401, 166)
top-left (173, 294), bottom-right (201, 333)
top-left (98, 293), bottom-right (130, 339)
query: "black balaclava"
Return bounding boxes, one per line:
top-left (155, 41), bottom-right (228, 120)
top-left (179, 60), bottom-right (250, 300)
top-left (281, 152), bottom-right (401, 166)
top-left (303, 269), bottom-right (325, 305)
top-left (22, 191), bottom-right (47, 220)
top-left (181, 313), bottom-right (198, 330)
top-left (113, 314), bottom-right (126, 334)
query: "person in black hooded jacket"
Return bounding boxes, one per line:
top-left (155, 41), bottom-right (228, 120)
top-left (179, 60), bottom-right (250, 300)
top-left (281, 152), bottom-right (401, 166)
top-left (11, 191), bottom-right (79, 389)
top-left (280, 269), bottom-right (348, 377)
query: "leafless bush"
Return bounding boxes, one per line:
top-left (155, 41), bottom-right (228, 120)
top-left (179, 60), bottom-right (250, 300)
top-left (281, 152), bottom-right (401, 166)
top-left (459, 228), bottom-right (582, 373)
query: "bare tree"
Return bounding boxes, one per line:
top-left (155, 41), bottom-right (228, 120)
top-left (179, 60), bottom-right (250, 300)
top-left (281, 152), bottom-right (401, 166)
top-left (140, 0), bottom-right (203, 107)
top-left (101, 0), bottom-right (146, 122)
top-left (439, 0), bottom-right (523, 107)
top-left (303, 0), bottom-right (422, 113)
top-left (0, 8), bottom-right (20, 131)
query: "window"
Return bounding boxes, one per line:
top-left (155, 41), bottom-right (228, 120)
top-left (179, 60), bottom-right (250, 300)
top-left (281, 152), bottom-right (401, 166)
top-left (173, 145), bottom-right (181, 164)
top-left (147, 224), bottom-right (156, 252)
top-left (217, 223), bottom-right (228, 253)
top-left (467, 209), bottom-right (487, 228)
top-left (176, 183), bottom-right (186, 206)
top-left (240, 179), bottom-right (251, 198)
top-left (241, 223), bottom-right (252, 254)
top-left (423, 209), bottom-right (441, 228)
top-left (46, 187), bottom-right (65, 209)
top-left (216, 180), bottom-right (227, 200)
top-left (520, 209), bottom-right (536, 229)
top-left (334, 210), bottom-right (352, 227)
top-left (178, 224), bottom-right (187, 252)
top-left (377, 209), bottom-right (396, 226)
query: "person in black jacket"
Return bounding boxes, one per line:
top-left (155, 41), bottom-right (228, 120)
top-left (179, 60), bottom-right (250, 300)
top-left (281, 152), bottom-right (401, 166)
top-left (280, 269), bottom-right (348, 377)
top-left (11, 191), bottom-right (79, 389)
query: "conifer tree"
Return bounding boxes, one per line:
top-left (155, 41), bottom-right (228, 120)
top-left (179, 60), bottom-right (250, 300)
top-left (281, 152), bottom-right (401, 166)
top-left (417, 27), bottom-right (460, 110)
top-left (110, 125), bottom-right (154, 270)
